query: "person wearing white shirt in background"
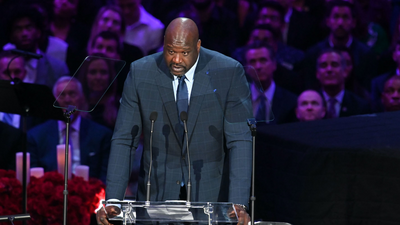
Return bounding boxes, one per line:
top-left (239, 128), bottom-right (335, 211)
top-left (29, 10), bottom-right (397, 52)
top-left (116, 0), bottom-right (164, 55)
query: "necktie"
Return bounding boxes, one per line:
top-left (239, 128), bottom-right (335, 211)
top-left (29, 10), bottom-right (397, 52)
top-left (327, 98), bottom-right (338, 118)
top-left (176, 75), bottom-right (188, 124)
top-left (255, 94), bottom-right (268, 122)
top-left (3, 113), bottom-right (13, 126)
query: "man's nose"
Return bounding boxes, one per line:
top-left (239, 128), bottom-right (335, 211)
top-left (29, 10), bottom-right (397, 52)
top-left (172, 54), bottom-right (182, 64)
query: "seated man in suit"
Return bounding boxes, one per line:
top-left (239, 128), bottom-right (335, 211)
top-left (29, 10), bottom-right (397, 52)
top-left (381, 75), bottom-right (400, 112)
top-left (27, 76), bottom-right (112, 183)
top-left (244, 41), bottom-right (297, 124)
top-left (296, 90), bottom-right (326, 122)
top-left (316, 48), bottom-right (370, 118)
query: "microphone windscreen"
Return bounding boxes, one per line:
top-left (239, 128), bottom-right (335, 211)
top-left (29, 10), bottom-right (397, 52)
top-left (150, 111), bottom-right (158, 121)
top-left (180, 111), bottom-right (188, 122)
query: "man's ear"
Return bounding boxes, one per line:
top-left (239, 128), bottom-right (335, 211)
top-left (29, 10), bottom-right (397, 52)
top-left (197, 39), bottom-right (201, 52)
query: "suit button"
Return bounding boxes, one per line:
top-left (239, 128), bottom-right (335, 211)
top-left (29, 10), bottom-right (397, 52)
top-left (176, 180), bottom-right (180, 185)
top-left (182, 156), bottom-right (185, 160)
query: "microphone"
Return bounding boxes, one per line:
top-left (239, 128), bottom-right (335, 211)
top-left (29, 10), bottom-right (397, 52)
top-left (180, 111), bottom-right (191, 205)
top-left (11, 49), bottom-right (43, 59)
top-left (146, 111), bottom-right (158, 205)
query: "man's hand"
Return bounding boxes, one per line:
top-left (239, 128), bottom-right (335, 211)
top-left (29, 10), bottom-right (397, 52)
top-left (96, 205), bottom-right (121, 225)
top-left (234, 204), bottom-right (250, 225)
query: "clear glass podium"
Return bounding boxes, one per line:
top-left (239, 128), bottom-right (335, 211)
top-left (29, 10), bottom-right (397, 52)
top-left (104, 200), bottom-right (239, 225)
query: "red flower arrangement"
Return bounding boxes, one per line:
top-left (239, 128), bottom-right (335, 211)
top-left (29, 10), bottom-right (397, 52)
top-left (0, 170), bottom-right (105, 225)
top-left (0, 170), bottom-right (22, 223)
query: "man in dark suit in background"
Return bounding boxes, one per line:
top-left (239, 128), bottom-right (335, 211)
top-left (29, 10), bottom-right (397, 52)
top-left (316, 48), bottom-right (370, 118)
top-left (27, 76), bottom-right (112, 183)
top-left (244, 42), bottom-right (297, 124)
top-left (97, 17), bottom-right (251, 225)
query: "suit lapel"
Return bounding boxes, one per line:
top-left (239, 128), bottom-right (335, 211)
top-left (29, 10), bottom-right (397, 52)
top-left (155, 55), bottom-right (183, 146)
top-left (187, 50), bottom-right (211, 141)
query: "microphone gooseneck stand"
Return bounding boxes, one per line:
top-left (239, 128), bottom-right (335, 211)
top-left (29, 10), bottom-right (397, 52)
top-left (180, 111), bottom-right (191, 205)
top-left (62, 105), bottom-right (76, 225)
top-left (247, 118), bottom-right (257, 225)
top-left (146, 112), bottom-right (158, 206)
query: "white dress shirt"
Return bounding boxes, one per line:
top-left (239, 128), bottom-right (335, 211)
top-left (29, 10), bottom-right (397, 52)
top-left (322, 89), bottom-right (345, 117)
top-left (123, 5), bottom-right (164, 55)
top-left (172, 55), bottom-right (200, 104)
top-left (58, 115), bottom-right (81, 173)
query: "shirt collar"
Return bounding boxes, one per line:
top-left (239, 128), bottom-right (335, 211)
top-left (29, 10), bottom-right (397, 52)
top-left (58, 115), bottom-right (81, 132)
top-left (251, 81), bottom-right (276, 102)
top-left (322, 89), bottom-right (345, 104)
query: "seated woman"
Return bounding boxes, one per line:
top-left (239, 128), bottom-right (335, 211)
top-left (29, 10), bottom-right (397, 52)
top-left (78, 53), bottom-right (119, 130)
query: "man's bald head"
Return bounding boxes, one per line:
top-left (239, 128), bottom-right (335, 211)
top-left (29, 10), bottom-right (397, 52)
top-left (165, 17), bottom-right (199, 45)
top-left (163, 17), bottom-right (201, 76)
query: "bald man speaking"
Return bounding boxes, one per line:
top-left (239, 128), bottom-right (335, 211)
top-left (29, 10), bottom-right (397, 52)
top-left (97, 18), bottom-right (252, 224)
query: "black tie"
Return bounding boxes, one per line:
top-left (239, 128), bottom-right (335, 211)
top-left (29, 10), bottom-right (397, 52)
top-left (176, 75), bottom-right (188, 123)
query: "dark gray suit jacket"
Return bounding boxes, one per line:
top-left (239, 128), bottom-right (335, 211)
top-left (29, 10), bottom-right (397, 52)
top-left (106, 47), bottom-right (253, 206)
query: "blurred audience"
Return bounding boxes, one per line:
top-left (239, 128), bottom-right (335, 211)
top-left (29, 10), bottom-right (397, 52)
top-left (296, 90), bottom-right (326, 121)
top-left (28, 76), bottom-right (112, 183)
top-left (77, 54), bottom-right (119, 130)
top-left (116, 0), bottom-right (164, 55)
top-left (316, 48), bottom-right (370, 118)
top-left (304, 0), bottom-right (377, 91)
top-left (245, 42), bottom-right (297, 124)
top-left (0, 50), bottom-right (27, 81)
top-left (3, 5), bottom-right (69, 88)
top-left (0, 50), bottom-right (49, 130)
top-left (87, 5), bottom-right (143, 62)
top-left (172, 0), bottom-right (240, 56)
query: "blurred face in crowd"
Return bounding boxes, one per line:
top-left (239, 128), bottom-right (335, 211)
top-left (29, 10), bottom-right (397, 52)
top-left (382, 76), bottom-right (400, 112)
top-left (117, 0), bottom-right (140, 25)
top-left (54, 79), bottom-right (84, 109)
top-left (296, 90), bottom-right (326, 121)
top-left (256, 7), bottom-right (283, 31)
top-left (98, 10), bottom-right (122, 34)
top-left (10, 17), bottom-right (41, 51)
top-left (86, 59), bottom-right (110, 93)
top-left (248, 29), bottom-right (275, 46)
top-left (54, 0), bottom-right (79, 18)
top-left (245, 47), bottom-right (276, 87)
top-left (326, 6), bottom-right (355, 39)
top-left (90, 37), bottom-right (120, 59)
top-left (163, 21), bottom-right (201, 77)
top-left (392, 44), bottom-right (400, 67)
top-left (0, 57), bottom-right (27, 81)
top-left (316, 51), bottom-right (346, 88)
